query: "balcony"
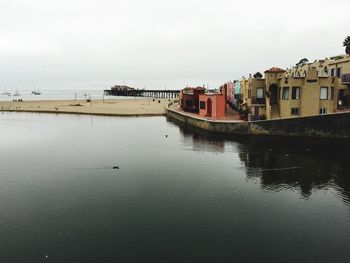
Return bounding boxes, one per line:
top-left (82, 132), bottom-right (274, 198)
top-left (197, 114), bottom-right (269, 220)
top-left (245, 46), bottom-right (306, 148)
top-left (251, 96), bottom-right (266, 105)
top-left (342, 74), bottom-right (350, 84)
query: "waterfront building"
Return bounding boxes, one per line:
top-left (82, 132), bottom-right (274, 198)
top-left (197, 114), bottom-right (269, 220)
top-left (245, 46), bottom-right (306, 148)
top-left (220, 83), bottom-right (228, 101)
top-left (241, 73), bottom-right (267, 120)
top-left (179, 86), bottom-right (227, 118)
top-left (198, 90), bottom-right (226, 118)
top-left (234, 80), bottom-right (242, 110)
top-left (179, 86), bottom-right (205, 113)
top-left (225, 80), bottom-right (242, 110)
top-left (240, 77), bottom-right (248, 106)
top-left (227, 81), bottom-right (235, 106)
top-left (240, 54), bottom-right (350, 120)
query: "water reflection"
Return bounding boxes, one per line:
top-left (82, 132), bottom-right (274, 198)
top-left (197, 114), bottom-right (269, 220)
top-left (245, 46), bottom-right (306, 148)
top-left (239, 142), bottom-right (350, 200)
top-left (168, 117), bottom-right (350, 203)
top-left (1, 113), bottom-right (349, 263)
top-left (178, 124), bottom-right (225, 153)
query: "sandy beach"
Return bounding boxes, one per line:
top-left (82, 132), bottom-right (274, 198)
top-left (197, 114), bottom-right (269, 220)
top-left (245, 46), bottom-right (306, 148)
top-left (0, 98), bottom-right (174, 116)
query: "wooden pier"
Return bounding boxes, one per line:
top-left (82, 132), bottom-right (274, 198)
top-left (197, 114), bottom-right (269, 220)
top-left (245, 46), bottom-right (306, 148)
top-left (104, 87), bottom-right (180, 98)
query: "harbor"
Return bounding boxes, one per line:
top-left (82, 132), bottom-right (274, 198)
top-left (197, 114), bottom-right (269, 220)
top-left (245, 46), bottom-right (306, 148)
top-left (2, 0), bottom-right (350, 262)
top-left (1, 111), bottom-right (350, 263)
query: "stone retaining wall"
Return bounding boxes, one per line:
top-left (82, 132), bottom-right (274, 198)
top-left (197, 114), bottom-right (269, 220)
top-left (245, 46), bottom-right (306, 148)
top-left (249, 112), bottom-right (350, 138)
top-left (167, 103), bottom-right (350, 138)
top-left (166, 107), bottom-right (249, 134)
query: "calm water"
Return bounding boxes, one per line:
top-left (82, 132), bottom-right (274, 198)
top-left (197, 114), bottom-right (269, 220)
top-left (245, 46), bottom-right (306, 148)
top-left (0, 112), bottom-right (350, 263)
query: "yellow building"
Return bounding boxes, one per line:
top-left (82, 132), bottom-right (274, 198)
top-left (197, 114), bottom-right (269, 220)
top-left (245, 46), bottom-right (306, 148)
top-left (241, 54), bottom-right (350, 120)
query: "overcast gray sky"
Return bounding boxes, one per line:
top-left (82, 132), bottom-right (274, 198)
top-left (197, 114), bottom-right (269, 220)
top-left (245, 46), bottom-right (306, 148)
top-left (0, 0), bottom-right (349, 90)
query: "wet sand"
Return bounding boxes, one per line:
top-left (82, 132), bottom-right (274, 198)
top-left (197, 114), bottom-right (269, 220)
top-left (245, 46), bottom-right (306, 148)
top-left (0, 98), bottom-right (174, 116)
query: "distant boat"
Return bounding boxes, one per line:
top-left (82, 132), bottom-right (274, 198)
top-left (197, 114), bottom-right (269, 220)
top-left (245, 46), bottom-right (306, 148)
top-left (1, 91), bottom-right (11, 96)
top-left (31, 90), bottom-right (42, 95)
top-left (13, 91), bottom-right (21, 96)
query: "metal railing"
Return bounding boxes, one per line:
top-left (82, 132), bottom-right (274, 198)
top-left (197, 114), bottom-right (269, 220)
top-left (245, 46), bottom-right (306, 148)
top-left (251, 96), bottom-right (266, 105)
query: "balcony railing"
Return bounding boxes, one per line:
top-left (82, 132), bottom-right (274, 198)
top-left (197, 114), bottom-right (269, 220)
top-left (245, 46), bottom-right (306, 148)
top-left (251, 96), bottom-right (266, 105)
top-left (342, 74), bottom-right (350, 84)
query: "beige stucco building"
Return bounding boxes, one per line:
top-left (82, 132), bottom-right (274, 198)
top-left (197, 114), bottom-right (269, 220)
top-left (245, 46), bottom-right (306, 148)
top-left (240, 54), bottom-right (350, 120)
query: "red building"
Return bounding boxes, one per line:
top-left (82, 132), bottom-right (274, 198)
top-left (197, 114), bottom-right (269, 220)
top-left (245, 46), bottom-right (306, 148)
top-left (179, 85), bottom-right (227, 118)
top-left (220, 84), bottom-right (228, 101)
top-left (179, 87), bottom-right (205, 113)
top-left (198, 92), bottom-right (226, 118)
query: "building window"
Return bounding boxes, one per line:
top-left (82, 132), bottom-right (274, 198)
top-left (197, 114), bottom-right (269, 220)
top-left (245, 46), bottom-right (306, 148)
top-left (331, 68), bottom-right (342, 77)
top-left (200, 101), bottom-right (206, 109)
top-left (331, 68), bottom-right (336, 77)
top-left (336, 68), bottom-right (342, 78)
top-left (282, 87), bottom-right (289, 100)
top-left (185, 100), bottom-right (193, 107)
top-left (256, 88), bottom-right (264, 98)
top-left (320, 108), bottom-right (327, 114)
top-left (320, 87), bottom-right (328, 100)
top-left (291, 107), bottom-right (300, 116)
top-left (278, 87), bottom-right (281, 99)
top-left (330, 87), bottom-right (335, 100)
top-left (292, 87), bottom-right (300, 100)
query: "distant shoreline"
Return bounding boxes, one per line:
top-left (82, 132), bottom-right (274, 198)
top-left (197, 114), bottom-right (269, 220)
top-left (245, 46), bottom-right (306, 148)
top-left (0, 98), bottom-right (173, 117)
top-left (0, 109), bottom-right (166, 117)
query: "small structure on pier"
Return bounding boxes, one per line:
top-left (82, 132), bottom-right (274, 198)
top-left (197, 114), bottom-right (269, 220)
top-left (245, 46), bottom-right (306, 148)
top-left (104, 85), bottom-right (179, 98)
top-left (107, 85), bottom-right (136, 96)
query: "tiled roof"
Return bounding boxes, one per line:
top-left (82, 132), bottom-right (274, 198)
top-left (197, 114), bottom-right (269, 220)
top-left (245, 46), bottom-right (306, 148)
top-left (264, 67), bottom-right (286, 73)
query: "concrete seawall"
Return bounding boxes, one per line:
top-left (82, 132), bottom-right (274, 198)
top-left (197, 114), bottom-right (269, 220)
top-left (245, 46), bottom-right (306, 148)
top-left (249, 112), bottom-right (350, 138)
top-left (166, 105), bottom-right (249, 134)
top-left (167, 104), bottom-right (350, 138)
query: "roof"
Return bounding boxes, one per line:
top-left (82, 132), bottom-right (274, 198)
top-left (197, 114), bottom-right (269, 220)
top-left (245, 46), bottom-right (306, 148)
top-left (264, 67), bottom-right (286, 73)
top-left (111, 85), bottom-right (134, 90)
top-left (329, 55), bottom-right (346, 60)
top-left (202, 92), bottom-right (223, 96)
top-left (182, 86), bottom-right (205, 94)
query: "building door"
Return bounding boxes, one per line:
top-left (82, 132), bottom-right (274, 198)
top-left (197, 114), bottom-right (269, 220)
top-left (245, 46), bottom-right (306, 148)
top-left (207, 99), bottom-right (212, 117)
top-left (338, 89), bottom-right (345, 109)
top-left (254, 106), bottom-right (259, 120)
top-left (269, 84), bottom-right (278, 104)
